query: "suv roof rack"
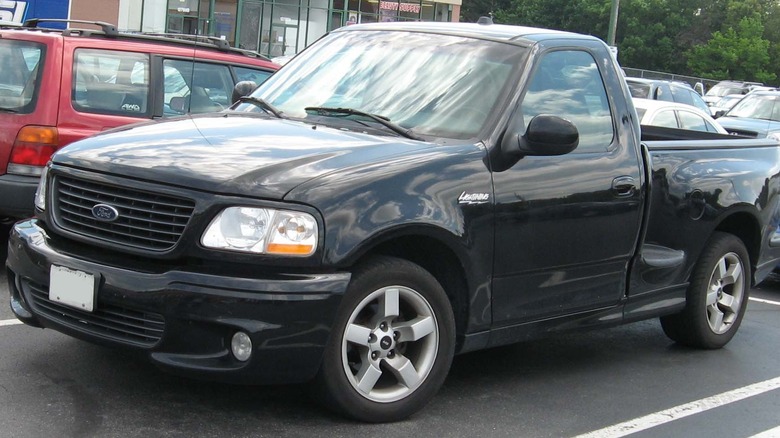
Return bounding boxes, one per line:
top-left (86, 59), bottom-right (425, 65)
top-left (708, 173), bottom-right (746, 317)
top-left (142, 32), bottom-right (231, 50)
top-left (139, 32), bottom-right (270, 60)
top-left (22, 18), bottom-right (119, 36)
top-left (17, 18), bottom-right (271, 61)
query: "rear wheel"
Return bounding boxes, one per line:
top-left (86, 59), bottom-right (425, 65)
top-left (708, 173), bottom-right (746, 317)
top-left (660, 232), bottom-right (750, 349)
top-left (315, 256), bottom-right (455, 422)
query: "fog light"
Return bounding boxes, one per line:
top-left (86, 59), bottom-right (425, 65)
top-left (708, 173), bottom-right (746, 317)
top-left (231, 331), bottom-right (252, 362)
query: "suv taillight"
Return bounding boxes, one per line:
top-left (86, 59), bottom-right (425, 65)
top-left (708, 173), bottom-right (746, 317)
top-left (9, 126), bottom-right (59, 177)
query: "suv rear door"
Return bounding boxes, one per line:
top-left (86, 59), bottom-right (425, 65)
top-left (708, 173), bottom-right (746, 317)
top-left (57, 37), bottom-right (189, 147)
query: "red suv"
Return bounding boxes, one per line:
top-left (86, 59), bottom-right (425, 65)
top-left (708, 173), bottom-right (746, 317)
top-left (0, 20), bottom-right (279, 222)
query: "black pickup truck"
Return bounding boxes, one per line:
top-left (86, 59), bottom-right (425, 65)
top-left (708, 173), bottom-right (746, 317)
top-left (7, 21), bottom-right (780, 422)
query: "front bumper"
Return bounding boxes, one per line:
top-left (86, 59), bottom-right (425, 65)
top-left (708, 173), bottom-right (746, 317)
top-left (6, 219), bottom-right (351, 384)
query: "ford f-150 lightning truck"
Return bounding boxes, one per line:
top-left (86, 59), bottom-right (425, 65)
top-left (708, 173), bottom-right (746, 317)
top-left (7, 21), bottom-right (780, 422)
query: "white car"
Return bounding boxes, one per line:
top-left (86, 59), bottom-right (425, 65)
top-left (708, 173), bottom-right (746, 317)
top-left (632, 98), bottom-right (728, 134)
top-left (709, 94), bottom-right (744, 116)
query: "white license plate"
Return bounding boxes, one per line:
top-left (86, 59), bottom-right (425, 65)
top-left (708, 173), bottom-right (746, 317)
top-left (49, 265), bottom-right (96, 312)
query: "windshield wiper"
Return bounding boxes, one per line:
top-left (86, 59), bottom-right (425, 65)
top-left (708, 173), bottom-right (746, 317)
top-left (305, 106), bottom-right (423, 140)
top-left (236, 96), bottom-right (285, 119)
top-left (0, 108), bottom-right (19, 114)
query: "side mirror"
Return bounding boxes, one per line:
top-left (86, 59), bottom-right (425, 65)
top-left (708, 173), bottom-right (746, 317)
top-left (714, 110), bottom-right (726, 119)
top-left (502, 114), bottom-right (579, 158)
top-left (232, 80), bottom-right (258, 104)
top-left (169, 96), bottom-right (186, 113)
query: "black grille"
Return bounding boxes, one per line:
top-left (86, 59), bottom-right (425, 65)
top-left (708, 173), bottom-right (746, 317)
top-left (53, 175), bottom-right (195, 251)
top-left (22, 278), bottom-right (164, 348)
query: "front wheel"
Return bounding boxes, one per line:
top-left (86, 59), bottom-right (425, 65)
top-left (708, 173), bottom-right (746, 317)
top-left (660, 232), bottom-right (750, 349)
top-left (315, 257), bottom-right (455, 422)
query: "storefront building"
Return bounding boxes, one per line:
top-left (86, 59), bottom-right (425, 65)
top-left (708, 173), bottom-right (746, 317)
top-left (7, 0), bottom-right (461, 58)
top-left (143, 0), bottom-right (462, 57)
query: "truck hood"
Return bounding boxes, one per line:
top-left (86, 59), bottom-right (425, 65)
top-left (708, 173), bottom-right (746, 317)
top-left (52, 114), bottom-right (433, 199)
top-left (716, 116), bottom-right (780, 138)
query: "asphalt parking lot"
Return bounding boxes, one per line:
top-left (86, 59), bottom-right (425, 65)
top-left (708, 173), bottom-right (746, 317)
top-left (1, 234), bottom-right (779, 437)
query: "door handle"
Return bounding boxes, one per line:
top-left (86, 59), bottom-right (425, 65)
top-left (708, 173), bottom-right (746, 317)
top-left (612, 176), bottom-right (636, 197)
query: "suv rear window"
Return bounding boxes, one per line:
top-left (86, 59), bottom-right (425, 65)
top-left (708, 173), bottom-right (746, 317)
top-left (0, 39), bottom-right (44, 114)
top-left (72, 49), bottom-right (150, 117)
top-left (163, 59), bottom-right (233, 116)
top-left (234, 66), bottom-right (273, 85)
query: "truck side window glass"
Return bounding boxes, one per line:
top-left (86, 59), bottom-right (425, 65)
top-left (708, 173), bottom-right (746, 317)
top-left (72, 49), bottom-right (150, 117)
top-left (521, 50), bottom-right (614, 153)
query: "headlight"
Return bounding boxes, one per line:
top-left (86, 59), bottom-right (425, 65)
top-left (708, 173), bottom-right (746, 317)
top-left (33, 163), bottom-right (50, 211)
top-left (201, 207), bottom-right (318, 256)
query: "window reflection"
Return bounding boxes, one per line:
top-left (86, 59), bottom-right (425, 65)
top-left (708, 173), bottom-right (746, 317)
top-left (521, 50), bottom-right (614, 153)
top-left (245, 31), bottom-right (527, 139)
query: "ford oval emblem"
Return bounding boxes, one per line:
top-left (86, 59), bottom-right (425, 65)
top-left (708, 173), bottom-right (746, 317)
top-left (91, 204), bottom-right (120, 222)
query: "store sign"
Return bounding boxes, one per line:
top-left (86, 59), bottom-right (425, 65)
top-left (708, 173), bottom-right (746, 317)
top-left (379, 1), bottom-right (421, 13)
top-left (0, 0), bottom-right (26, 23)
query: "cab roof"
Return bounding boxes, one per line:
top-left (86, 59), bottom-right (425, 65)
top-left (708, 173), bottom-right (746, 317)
top-left (335, 21), bottom-right (601, 45)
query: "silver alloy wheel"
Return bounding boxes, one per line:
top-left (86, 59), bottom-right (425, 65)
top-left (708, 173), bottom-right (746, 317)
top-left (341, 285), bottom-right (439, 403)
top-left (706, 252), bottom-right (745, 334)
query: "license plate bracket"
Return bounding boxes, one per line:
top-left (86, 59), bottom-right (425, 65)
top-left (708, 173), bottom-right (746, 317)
top-left (49, 265), bottom-right (96, 312)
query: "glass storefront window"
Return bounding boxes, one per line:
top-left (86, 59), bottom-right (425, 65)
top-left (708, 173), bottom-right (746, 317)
top-left (152, 0), bottom-right (451, 58)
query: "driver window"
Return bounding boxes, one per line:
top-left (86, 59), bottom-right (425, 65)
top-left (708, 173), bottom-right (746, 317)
top-left (521, 50), bottom-right (614, 153)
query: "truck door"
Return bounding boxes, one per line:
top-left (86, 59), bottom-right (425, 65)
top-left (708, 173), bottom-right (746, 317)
top-left (491, 45), bottom-right (644, 326)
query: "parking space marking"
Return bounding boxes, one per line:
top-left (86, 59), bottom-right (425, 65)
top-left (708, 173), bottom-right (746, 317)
top-left (0, 319), bottom-right (22, 327)
top-left (573, 376), bottom-right (780, 438)
top-left (750, 425), bottom-right (780, 437)
top-left (750, 297), bottom-right (780, 306)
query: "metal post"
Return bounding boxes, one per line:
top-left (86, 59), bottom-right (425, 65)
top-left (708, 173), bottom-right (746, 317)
top-left (607, 0), bottom-right (620, 46)
top-left (235, 0), bottom-right (242, 48)
top-left (209, 0), bottom-right (216, 36)
top-left (140, 0), bottom-right (145, 32)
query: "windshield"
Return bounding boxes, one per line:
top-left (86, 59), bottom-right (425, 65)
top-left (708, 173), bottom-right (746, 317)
top-left (727, 94), bottom-right (780, 121)
top-left (0, 39), bottom-right (44, 113)
top-left (715, 95), bottom-right (742, 109)
top-left (706, 84), bottom-right (743, 98)
top-left (239, 30), bottom-right (527, 139)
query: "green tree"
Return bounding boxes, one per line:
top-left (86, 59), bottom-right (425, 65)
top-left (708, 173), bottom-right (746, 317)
top-left (460, 0), bottom-right (510, 23)
top-left (687, 15), bottom-right (776, 82)
top-left (492, 0), bottom-right (607, 35)
top-left (488, 0), bottom-right (780, 82)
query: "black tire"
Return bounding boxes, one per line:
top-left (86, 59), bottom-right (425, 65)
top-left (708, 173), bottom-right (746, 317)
top-left (315, 256), bottom-right (455, 422)
top-left (660, 232), bottom-right (750, 349)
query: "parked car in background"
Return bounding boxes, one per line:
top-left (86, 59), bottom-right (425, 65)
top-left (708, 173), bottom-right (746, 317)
top-left (715, 90), bottom-right (780, 139)
top-left (632, 98), bottom-right (728, 134)
top-left (709, 94), bottom-right (745, 117)
top-left (625, 78), bottom-right (710, 113)
top-left (0, 19), bottom-right (279, 222)
top-left (702, 80), bottom-right (761, 107)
